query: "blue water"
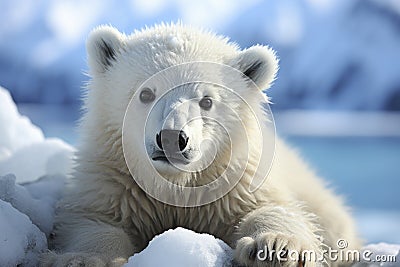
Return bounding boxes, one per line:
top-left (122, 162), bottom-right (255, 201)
top-left (285, 136), bottom-right (400, 211)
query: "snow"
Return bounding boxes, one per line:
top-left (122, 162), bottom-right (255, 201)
top-left (125, 227), bottom-right (233, 267)
top-left (0, 86), bottom-right (74, 183)
top-left (353, 243), bottom-right (400, 267)
top-left (0, 138), bottom-right (74, 183)
top-left (124, 228), bottom-right (400, 267)
top-left (0, 174), bottom-right (65, 236)
top-left (0, 174), bottom-right (65, 266)
top-left (0, 88), bottom-right (44, 158)
top-left (0, 200), bottom-right (47, 267)
top-left (0, 86), bottom-right (69, 266)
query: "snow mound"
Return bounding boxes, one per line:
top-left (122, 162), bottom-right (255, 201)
top-left (125, 227), bottom-right (233, 267)
top-left (0, 87), bottom-right (44, 157)
top-left (0, 199), bottom-right (47, 267)
top-left (0, 138), bottom-right (74, 183)
top-left (354, 243), bottom-right (400, 267)
top-left (0, 86), bottom-right (74, 183)
top-left (0, 87), bottom-right (69, 265)
top-left (0, 173), bottom-right (65, 236)
top-left (0, 173), bottom-right (66, 266)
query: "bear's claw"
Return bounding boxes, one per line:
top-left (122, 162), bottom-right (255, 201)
top-left (234, 233), bottom-right (310, 267)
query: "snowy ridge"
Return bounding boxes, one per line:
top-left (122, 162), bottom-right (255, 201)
top-left (0, 174), bottom-right (65, 267)
top-left (0, 86), bottom-right (71, 266)
top-left (0, 86), bottom-right (75, 183)
top-left (0, 88), bottom-right (44, 159)
top-left (0, 198), bottom-right (47, 267)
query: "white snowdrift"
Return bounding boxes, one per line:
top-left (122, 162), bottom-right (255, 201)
top-left (0, 86), bottom-right (74, 183)
top-left (0, 174), bottom-right (65, 236)
top-left (0, 138), bottom-right (74, 183)
top-left (0, 87), bottom-right (43, 157)
top-left (125, 227), bottom-right (233, 267)
top-left (0, 87), bottom-right (70, 266)
top-left (0, 199), bottom-right (47, 267)
top-left (353, 243), bottom-right (400, 267)
top-left (0, 173), bottom-right (65, 266)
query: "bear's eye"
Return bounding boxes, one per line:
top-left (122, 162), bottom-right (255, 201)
top-left (139, 88), bottom-right (155, 103)
top-left (199, 96), bottom-right (212, 110)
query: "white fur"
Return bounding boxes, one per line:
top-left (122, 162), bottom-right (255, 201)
top-left (41, 23), bottom-right (361, 267)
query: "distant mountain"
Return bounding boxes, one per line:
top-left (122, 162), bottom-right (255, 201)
top-left (0, 0), bottom-right (399, 110)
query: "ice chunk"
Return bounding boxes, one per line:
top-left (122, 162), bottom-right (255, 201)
top-left (0, 173), bottom-right (65, 236)
top-left (125, 227), bottom-right (232, 267)
top-left (0, 138), bottom-right (74, 183)
top-left (0, 199), bottom-right (47, 267)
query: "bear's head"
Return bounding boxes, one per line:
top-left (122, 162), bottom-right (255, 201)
top-left (83, 24), bottom-right (278, 204)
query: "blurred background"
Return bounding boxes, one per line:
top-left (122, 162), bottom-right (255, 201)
top-left (0, 0), bottom-right (399, 243)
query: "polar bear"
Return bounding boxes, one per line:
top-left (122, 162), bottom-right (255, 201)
top-left (41, 23), bottom-right (361, 267)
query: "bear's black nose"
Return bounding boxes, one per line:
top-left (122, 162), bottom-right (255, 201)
top-left (156, 130), bottom-right (189, 152)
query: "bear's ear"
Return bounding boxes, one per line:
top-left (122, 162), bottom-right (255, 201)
top-left (231, 45), bottom-right (279, 90)
top-left (86, 25), bottom-right (125, 73)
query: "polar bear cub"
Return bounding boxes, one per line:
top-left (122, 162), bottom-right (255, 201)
top-left (41, 23), bottom-right (361, 267)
